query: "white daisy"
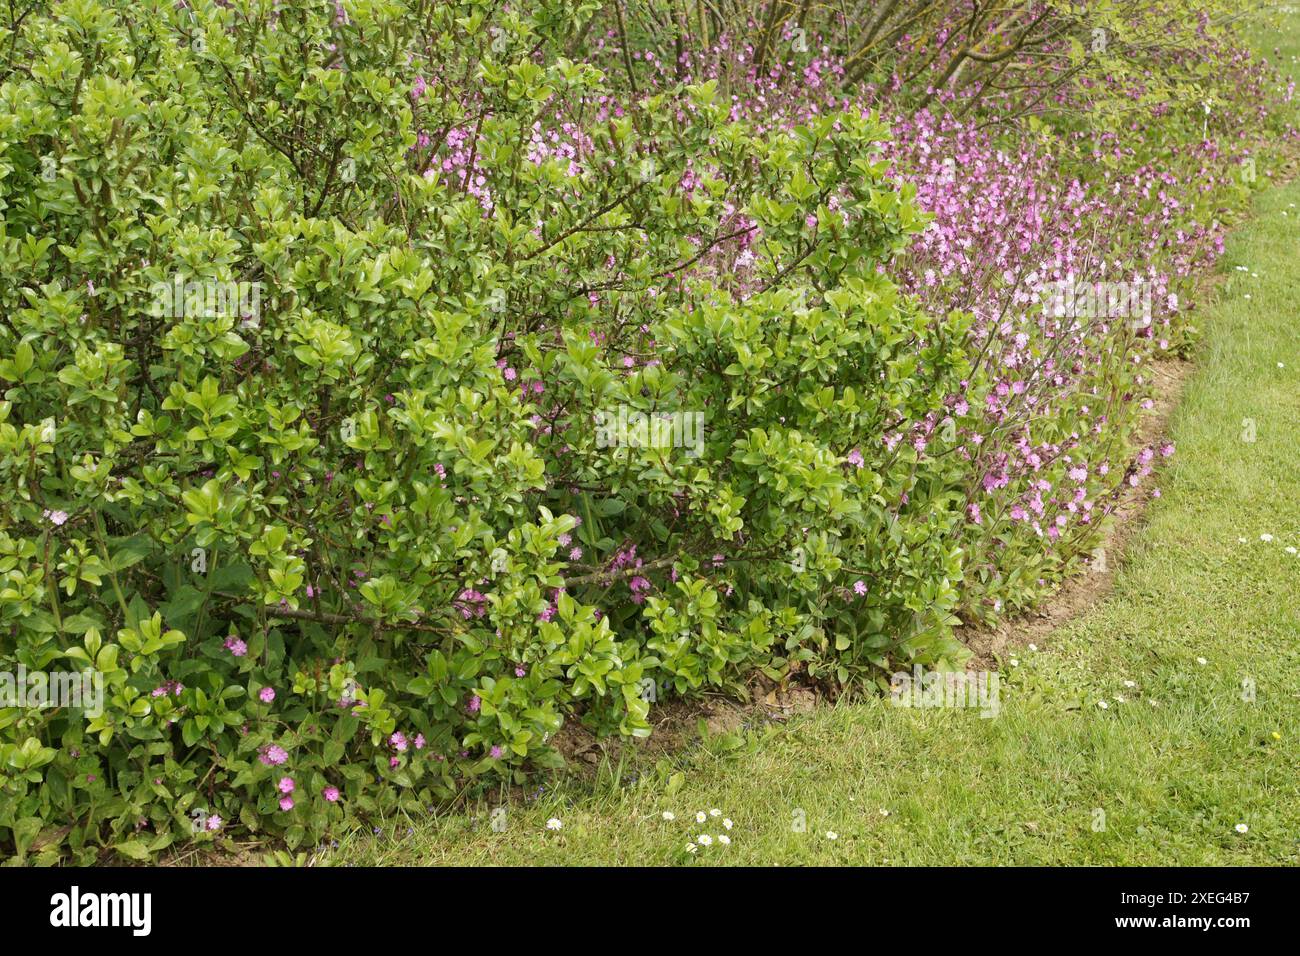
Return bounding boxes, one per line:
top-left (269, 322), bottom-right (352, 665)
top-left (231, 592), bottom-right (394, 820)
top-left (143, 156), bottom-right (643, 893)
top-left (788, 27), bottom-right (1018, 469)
top-left (1261, 533), bottom-right (1274, 542)
top-left (1197, 657), bottom-right (1208, 665)
top-left (685, 842), bottom-right (697, 853)
top-left (1097, 700), bottom-right (1109, 709)
top-left (695, 811), bottom-right (707, 823)
top-left (879, 808), bottom-right (891, 817)
top-left (1123, 680), bottom-right (1137, 688)
top-left (662, 811), bottom-right (675, 821)
top-left (722, 818), bottom-right (733, 830)
top-left (826, 831), bottom-right (838, 840)
top-left (717, 834), bottom-right (731, 845)
top-left (1010, 659), bottom-right (1019, 667)
top-left (1235, 823), bottom-right (1249, 834)
top-left (698, 834), bottom-right (713, 846)
top-left (1028, 643), bottom-right (1038, 652)
top-left (546, 818), bottom-right (563, 831)
top-left (709, 808), bottom-right (721, 817)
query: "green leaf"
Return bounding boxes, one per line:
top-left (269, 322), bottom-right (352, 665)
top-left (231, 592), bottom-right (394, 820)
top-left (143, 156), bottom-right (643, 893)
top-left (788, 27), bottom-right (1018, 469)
top-left (113, 840), bottom-right (153, 862)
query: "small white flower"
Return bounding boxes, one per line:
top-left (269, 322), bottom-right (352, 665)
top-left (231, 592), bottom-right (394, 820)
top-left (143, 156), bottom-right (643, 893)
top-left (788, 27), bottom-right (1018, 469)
top-left (825, 831), bottom-right (838, 840)
top-left (709, 808), bottom-right (721, 817)
top-left (1261, 534), bottom-right (1274, 542)
top-left (722, 818), bottom-right (733, 830)
top-left (661, 811), bottom-right (675, 821)
top-left (1244, 294), bottom-right (1251, 300)
top-left (1114, 695), bottom-right (1126, 704)
top-left (1010, 659), bottom-right (1019, 667)
top-left (1286, 547), bottom-right (1298, 555)
top-left (695, 811), bottom-right (707, 823)
top-left (1097, 700), bottom-right (1109, 709)
top-left (717, 834), bottom-right (731, 845)
top-left (1235, 823), bottom-right (1249, 834)
top-left (1123, 680), bottom-right (1137, 688)
top-left (1197, 657), bottom-right (1208, 665)
top-left (1238, 537), bottom-right (1248, 544)
top-left (546, 818), bottom-right (563, 831)
top-left (879, 808), bottom-right (891, 817)
top-left (698, 834), bottom-right (713, 846)
top-left (1028, 643), bottom-right (1038, 652)
top-left (685, 842), bottom-right (697, 853)
top-left (1279, 363), bottom-right (1286, 369)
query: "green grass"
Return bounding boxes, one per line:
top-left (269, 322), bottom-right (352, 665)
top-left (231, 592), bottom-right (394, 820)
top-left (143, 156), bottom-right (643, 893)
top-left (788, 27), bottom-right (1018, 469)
top-left (321, 20), bottom-right (1300, 869)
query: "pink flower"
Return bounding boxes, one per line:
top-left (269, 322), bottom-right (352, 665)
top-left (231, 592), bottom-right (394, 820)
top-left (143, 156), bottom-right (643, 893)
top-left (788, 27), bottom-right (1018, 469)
top-left (278, 776), bottom-right (295, 794)
top-left (390, 731), bottom-right (408, 752)
top-left (490, 745), bottom-right (503, 759)
top-left (846, 448), bottom-right (864, 468)
top-left (224, 636), bottom-right (247, 657)
top-left (279, 796), bottom-right (295, 811)
top-left (43, 509), bottom-right (69, 526)
top-left (259, 687), bottom-right (275, 703)
top-left (454, 589), bottom-right (488, 619)
top-left (853, 580), bottom-right (867, 596)
top-left (258, 745), bottom-right (288, 766)
top-left (467, 695), bottom-right (481, 713)
top-left (323, 786), bottom-right (340, 802)
top-left (414, 734), bottom-right (426, 750)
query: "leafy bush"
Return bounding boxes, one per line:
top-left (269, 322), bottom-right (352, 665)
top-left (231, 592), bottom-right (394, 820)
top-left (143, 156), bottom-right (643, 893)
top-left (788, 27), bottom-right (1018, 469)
top-left (0, 0), bottom-right (976, 862)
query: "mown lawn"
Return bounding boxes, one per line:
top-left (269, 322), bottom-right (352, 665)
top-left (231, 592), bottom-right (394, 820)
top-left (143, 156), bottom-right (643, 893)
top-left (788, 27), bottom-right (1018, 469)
top-left (318, 21), bottom-right (1300, 868)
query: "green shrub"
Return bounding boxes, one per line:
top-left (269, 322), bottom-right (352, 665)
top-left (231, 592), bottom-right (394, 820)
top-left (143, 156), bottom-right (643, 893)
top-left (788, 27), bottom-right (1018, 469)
top-left (0, 0), bottom-right (971, 861)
